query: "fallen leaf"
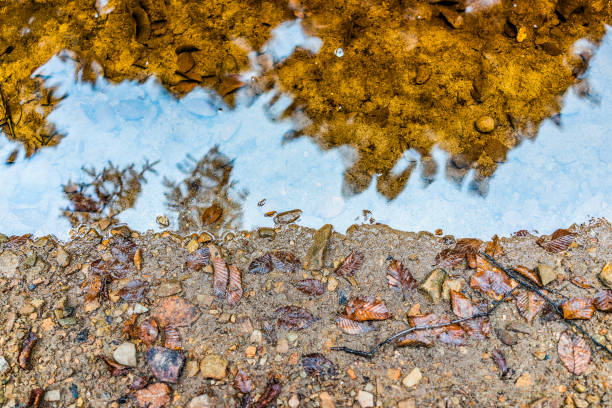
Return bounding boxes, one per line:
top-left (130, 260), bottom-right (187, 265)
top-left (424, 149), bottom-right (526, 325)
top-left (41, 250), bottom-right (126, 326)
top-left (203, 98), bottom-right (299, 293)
top-left (234, 370), bottom-right (253, 393)
top-left (18, 329), bottom-right (37, 370)
top-left (301, 353), bottom-right (336, 379)
top-left (200, 204), bottom-right (223, 225)
top-left (484, 235), bottom-right (504, 259)
top-left (570, 276), bottom-right (593, 289)
top-left (561, 297), bottom-right (595, 320)
top-left (515, 290), bottom-right (545, 323)
top-left (514, 265), bottom-right (541, 286)
top-left (248, 254), bottom-right (273, 274)
top-left (396, 330), bottom-right (434, 347)
top-left (186, 247), bottom-right (210, 271)
top-left (593, 289), bottom-right (612, 312)
top-left (336, 251), bottom-right (364, 277)
top-left (145, 346), bottom-right (185, 383)
top-left (129, 376), bottom-right (149, 390)
top-left (254, 377), bottom-right (282, 408)
top-left (211, 254), bottom-right (229, 299)
top-left (135, 318), bottom-right (159, 345)
top-left (334, 315), bottom-right (375, 335)
top-left (450, 290), bottom-right (491, 339)
top-left (345, 296), bottom-right (391, 321)
top-left (134, 248), bottom-right (142, 271)
top-left (275, 306), bottom-right (316, 330)
top-left (153, 296), bottom-right (200, 327)
top-left (118, 279), bottom-right (149, 302)
top-left (270, 251), bottom-right (301, 272)
top-left (227, 265), bottom-right (243, 307)
top-left (537, 229), bottom-right (575, 253)
top-left (386, 259), bottom-right (417, 298)
top-left (26, 388), bottom-right (43, 408)
top-left (399, 313), bottom-right (465, 346)
top-left (294, 279), bottom-right (326, 296)
top-left (557, 331), bottom-right (591, 375)
top-left (491, 349), bottom-right (510, 378)
top-left (133, 383), bottom-right (172, 408)
top-left (217, 75), bottom-right (246, 96)
top-left (470, 255), bottom-right (517, 300)
top-left (98, 355), bottom-right (131, 376)
top-left (435, 238), bottom-right (482, 268)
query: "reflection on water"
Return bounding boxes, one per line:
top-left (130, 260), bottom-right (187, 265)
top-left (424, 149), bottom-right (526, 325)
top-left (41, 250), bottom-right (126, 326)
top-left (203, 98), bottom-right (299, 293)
top-left (1, 24), bottom-right (611, 239)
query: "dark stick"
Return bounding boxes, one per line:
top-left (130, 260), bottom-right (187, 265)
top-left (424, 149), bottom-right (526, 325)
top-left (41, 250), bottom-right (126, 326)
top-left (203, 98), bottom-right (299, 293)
top-left (480, 252), bottom-right (612, 357)
top-left (331, 290), bottom-right (514, 359)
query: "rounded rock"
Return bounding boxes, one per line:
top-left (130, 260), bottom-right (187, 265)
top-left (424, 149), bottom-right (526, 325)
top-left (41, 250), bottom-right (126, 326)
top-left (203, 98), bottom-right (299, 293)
top-left (475, 116), bottom-right (495, 133)
top-left (113, 342), bottom-right (137, 367)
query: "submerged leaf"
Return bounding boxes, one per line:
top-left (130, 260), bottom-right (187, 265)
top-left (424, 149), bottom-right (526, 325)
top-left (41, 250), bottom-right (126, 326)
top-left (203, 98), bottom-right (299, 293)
top-left (345, 296), bottom-right (391, 321)
top-left (275, 306), bottom-right (315, 330)
top-left (164, 326), bottom-right (182, 350)
top-left (334, 315), bottom-right (375, 335)
top-left (118, 279), bottom-right (149, 302)
top-left (211, 254), bottom-right (229, 299)
top-left (561, 297), bottom-right (595, 320)
top-left (133, 383), bottom-right (172, 408)
top-left (470, 255), bottom-right (517, 300)
top-left (491, 349), bottom-right (510, 378)
top-left (514, 265), bottom-right (541, 286)
top-left (248, 253), bottom-right (273, 274)
top-left (396, 330), bottom-right (434, 347)
top-left (227, 265), bottom-right (243, 307)
top-left (570, 276), bottom-right (593, 289)
top-left (294, 279), bottom-right (326, 296)
top-left (153, 296), bottom-right (200, 327)
top-left (386, 259), bottom-right (417, 298)
top-left (234, 370), bottom-right (253, 393)
top-left (450, 290), bottom-right (491, 339)
top-left (336, 251), bottom-right (364, 277)
top-left (515, 290), bottom-right (545, 323)
top-left (593, 289), bottom-right (612, 312)
top-left (537, 229), bottom-right (575, 253)
top-left (484, 235), bottom-right (504, 259)
top-left (557, 331), bottom-right (591, 375)
top-left (254, 377), bottom-right (282, 408)
top-left (435, 238), bottom-right (482, 268)
top-left (270, 251), bottom-right (301, 272)
top-left (18, 329), bottom-right (37, 370)
top-left (301, 353), bottom-right (336, 379)
top-left (185, 247), bottom-right (210, 271)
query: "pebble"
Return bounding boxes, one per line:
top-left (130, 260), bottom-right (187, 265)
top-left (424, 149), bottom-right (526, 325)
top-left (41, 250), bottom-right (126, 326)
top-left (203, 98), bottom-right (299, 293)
top-left (56, 247), bottom-right (71, 267)
top-left (250, 330), bottom-right (263, 344)
top-left (356, 390), bottom-right (374, 408)
top-left (156, 215), bottom-right (170, 227)
top-left (44, 390), bottom-right (61, 402)
top-left (156, 280), bottom-right (182, 297)
top-left (304, 224), bottom-right (332, 271)
top-left (327, 276), bottom-right (338, 291)
top-left (419, 269), bottom-right (446, 304)
top-left (537, 264), bottom-right (556, 286)
top-left (574, 383), bottom-right (587, 393)
top-left (185, 360), bottom-right (199, 377)
top-left (398, 399), bottom-right (416, 408)
top-left (257, 228), bottom-right (276, 239)
top-left (276, 338), bottom-right (289, 353)
top-left (113, 342), bottom-right (137, 367)
top-left (0, 355), bottom-right (9, 375)
top-left (496, 328), bottom-right (518, 346)
top-left (186, 239), bottom-right (199, 253)
top-left (515, 372), bottom-right (532, 388)
top-left (319, 392), bottom-right (335, 408)
top-left (288, 395), bottom-right (300, 408)
top-left (441, 278), bottom-right (464, 301)
top-left (146, 346), bottom-right (185, 383)
top-left (0, 250), bottom-right (19, 278)
top-left (130, 303), bottom-right (149, 314)
top-left (573, 397), bottom-right (588, 408)
top-left (200, 354), bottom-right (227, 379)
top-left (599, 262), bottom-right (612, 289)
top-left (188, 395), bottom-right (211, 408)
top-left (475, 116), bottom-right (495, 133)
top-left (273, 209), bottom-right (302, 225)
top-left (402, 367), bottom-right (422, 388)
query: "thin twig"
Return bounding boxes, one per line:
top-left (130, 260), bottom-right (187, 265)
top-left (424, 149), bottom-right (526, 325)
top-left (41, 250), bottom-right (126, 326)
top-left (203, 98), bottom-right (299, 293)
top-left (331, 291), bottom-right (514, 359)
top-left (480, 252), bottom-right (612, 357)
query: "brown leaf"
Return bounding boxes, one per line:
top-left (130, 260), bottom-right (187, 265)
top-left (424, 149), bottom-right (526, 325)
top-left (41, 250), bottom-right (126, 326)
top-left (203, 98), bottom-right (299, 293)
top-left (234, 370), bottom-right (253, 393)
top-left (134, 318), bottom-right (159, 345)
top-left (217, 75), bottom-right (246, 96)
top-left (491, 349), bottom-right (510, 378)
top-left (153, 296), bottom-right (200, 327)
top-left (145, 346), bottom-right (185, 383)
top-left (345, 296), bottom-right (391, 321)
top-left (111, 237), bottom-right (138, 264)
top-left (301, 353), bottom-right (336, 379)
top-left (118, 279), bottom-right (149, 302)
top-left (537, 228), bottom-right (575, 253)
top-left (134, 248), bottom-right (142, 271)
top-left (593, 289), bottom-right (612, 312)
top-left (570, 276), bottom-right (593, 289)
top-left (275, 306), bottom-right (316, 330)
top-left (186, 247), bottom-right (210, 271)
top-left (18, 329), bottom-right (37, 370)
top-left (164, 326), bottom-right (182, 350)
top-left (336, 251), bottom-right (364, 277)
top-left (175, 80), bottom-right (198, 93)
top-left (201, 204), bottom-right (223, 226)
top-left (121, 314), bottom-right (138, 338)
top-left (515, 290), bottom-right (545, 323)
top-left (484, 235), bottom-right (504, 259)
top-left (386, 259), bottom-right (417, 298)
top-left (211, 254), bottom-right (229, 299)
top-left (334, 315), bottom-right (375, 335)
top-left (227, 265), bottom-right (243, 307)
top-left (514, 265), bottom-right (541, 286)
top-left (248, 254), bottom-right (273, 274)
top-left (450, 290), bottom-right (491, 339)
top-left (470, 255), bottom-right (517, 300)
top-left (400, 313), bottom-right (465, 346)
top-left (129, 376), bottom-right (149, 390)
top-left (435, 238), bottom-right (482, 268)
top-left (396, 330), bottom-right (434, 347)
top-left (294, 279), bottom-right (326, 296)
top-left (98, 355), bottom-right (131, 376)
top-left (513, 229), bottom-right (530, 237)
top-left (254, 377), bottom-right (282, 408)
top-left (270, 251), bottom-right (301, 272)
top-left (83, 273), bottom-right (105, 302)
top-left (133, 383), bottom-right (172, 408)
top-left (177, 52), bottom-right (195, 73)
top-left (561, 297), bottom-right (595, 320)
top-left (557, 331), bottom-right (591, 375)
top-left (26, 388), bottom-right (43, 408)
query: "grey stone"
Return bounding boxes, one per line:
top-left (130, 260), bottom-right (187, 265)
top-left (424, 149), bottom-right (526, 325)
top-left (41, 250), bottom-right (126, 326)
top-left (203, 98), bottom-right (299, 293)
top-left (55, 247), bottom-right (71, 268)
top-left (0, 355), bottom-right (10, 375)
top-left (0, 250), bottom-right (19, 278)
top-left (44, 390), bottom-right (61, 402)
top-left (537, 264), bottom-right (556, 286)
top-left (113, 342), bottom-right (137, 367)
top-left (188, 395), bottom-right (211, 408)
top-left (304, 224), bottom-right (332, 271)
top-left (419, 268), bottom-right (447, 304)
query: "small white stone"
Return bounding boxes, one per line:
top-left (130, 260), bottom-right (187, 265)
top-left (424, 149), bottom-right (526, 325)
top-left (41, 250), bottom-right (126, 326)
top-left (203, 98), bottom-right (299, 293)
top-left (113, 342), bottom-right (137, 367)
top-left (44, 390), bottom-right (61, 402)
top-left (288, 394), bottom-right (300, 408)
top-left (188, 395), bottom-right (211, 408)
top-left (250, 329), bottom-right (263, 344)
top-left (0, 356), bottom-right (9, 375)
top-left (357, 390), bottom-right (374, 408)
top-left (402, 367), bottom-right (422, 388)
top-left (130, 303), bottom-right (148, 314)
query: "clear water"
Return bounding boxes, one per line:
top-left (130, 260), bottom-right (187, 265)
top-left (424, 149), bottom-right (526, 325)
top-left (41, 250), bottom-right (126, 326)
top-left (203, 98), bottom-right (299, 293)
top-left (1, 23), bottom-right (611, 240)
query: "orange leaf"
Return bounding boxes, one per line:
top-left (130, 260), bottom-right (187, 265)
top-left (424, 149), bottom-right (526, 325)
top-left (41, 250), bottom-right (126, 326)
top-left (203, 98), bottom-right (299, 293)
top-left (557, 331), bottom-right (591, 375)
top-left (336, 251), bottom-right (364, 277)
top-left (153, 296), bottom-right (200, 327)
top-left (133, 383), bottom-right (172, 408)
top-left (594, 289), bottom-right (612, 312)
top-left (515, 290), bottom-right (545, 323)
top-left (514, 265), bottom-right (541, 286)
top-left (334, 315), bottom-right (375, 335)
top-left (470, 255), bottom-right (517, 300)
top-left (226, 265), bottom-right (243, 307)
top-left (345, 296), bottom-right (391, 321)
top-left (435, 238), bottom-right (482, 268)
top-left (537, 228), bottom-right (575, 253)
top-left (275, 306), bottom-right (316, 330)
top-left (484, 235), bottom-right (503, 259)
top-left (561, 297), bottom-right (595, 320)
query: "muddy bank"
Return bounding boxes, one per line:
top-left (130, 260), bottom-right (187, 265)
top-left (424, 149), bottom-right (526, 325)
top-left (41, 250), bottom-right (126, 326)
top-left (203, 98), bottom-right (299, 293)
top-left (0, 219), bottom-right (611, 407)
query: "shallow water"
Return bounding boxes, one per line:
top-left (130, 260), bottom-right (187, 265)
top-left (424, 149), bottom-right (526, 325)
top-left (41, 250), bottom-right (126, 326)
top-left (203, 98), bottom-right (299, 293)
top-left (1, 18), bottom-right (611, 239)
